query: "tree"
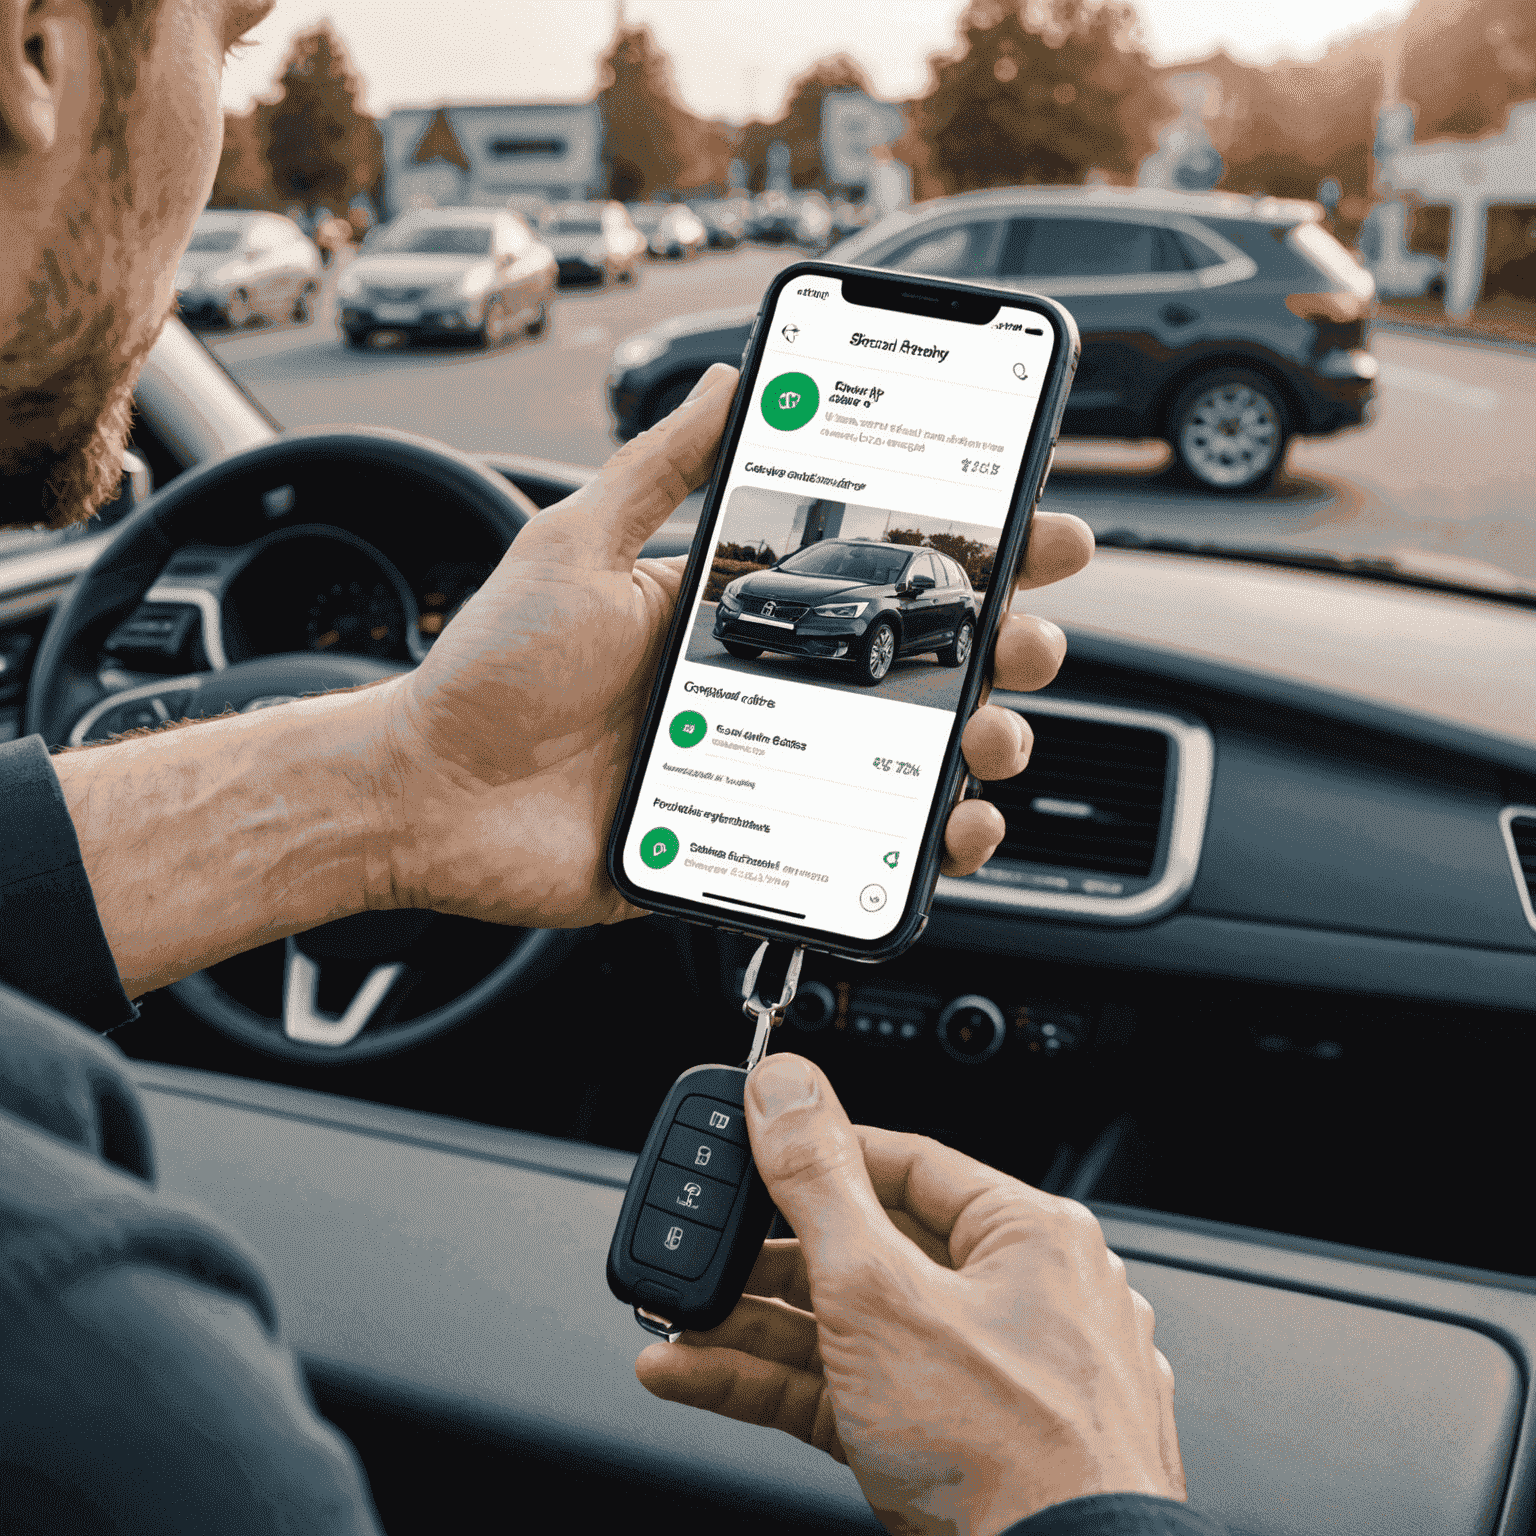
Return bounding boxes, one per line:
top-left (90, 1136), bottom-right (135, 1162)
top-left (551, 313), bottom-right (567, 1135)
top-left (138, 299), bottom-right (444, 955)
top-left (1398, 0), bottom-right (1536, 141)
top-left (736, 55), bottom-right (876, 192)
top-left (884, 527), bottom-right (927, 546)
top-left (595, 24), bottom-right (727, 200)
top-left (208, 109), bottom-right (271, 209)
top-left (258, 23), bottom-right (382, 216)
top-left (903, 0), bottom-right (1174, 197)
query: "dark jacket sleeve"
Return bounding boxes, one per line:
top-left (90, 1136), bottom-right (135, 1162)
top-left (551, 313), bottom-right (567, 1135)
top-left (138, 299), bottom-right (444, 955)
top-left (998, 1492), bottom-right (1231, 1535)
top-left (0, 735), bottom-right (137, 1031)
top-left (0, 982), bottom-right (385, 1535)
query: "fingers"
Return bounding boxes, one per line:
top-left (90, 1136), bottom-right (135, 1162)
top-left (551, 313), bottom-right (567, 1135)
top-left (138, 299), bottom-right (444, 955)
top-left (960, 704), bottom-right (1031, 781)
top-left (745, 1055), bottom-right (899, 1282)
top-left (990, 613), bottom-right (1067, 695)
top-left (940, 797), bottom-right (1006, 878)
top-left (1014, 510), bottom-right (1095, 592)
top-left (743, 1238), bottom-right (812, 1312)
top-left (635, 1340), bottom-right (844, 1458)
top-left (687, 1292), bottom-right (820, 1371)
top-left (853, 1124), bottom-right (1057, 1261)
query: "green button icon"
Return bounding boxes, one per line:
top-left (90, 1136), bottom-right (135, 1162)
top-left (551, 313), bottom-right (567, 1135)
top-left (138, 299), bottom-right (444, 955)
top-left (640, 827), bottom-right (679, 869)
top-left (670, 709), bottom-right (707, 748)
top-left (761, 371), bottom-right (819, 431)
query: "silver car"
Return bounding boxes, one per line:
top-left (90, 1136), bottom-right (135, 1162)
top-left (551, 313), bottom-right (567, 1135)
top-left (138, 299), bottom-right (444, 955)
top-left (175, 210), bottom-right (323, 329)
top-left (337, 207), bottom-right (557, 349)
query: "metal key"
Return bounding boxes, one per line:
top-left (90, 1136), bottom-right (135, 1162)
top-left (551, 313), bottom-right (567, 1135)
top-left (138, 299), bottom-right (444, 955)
top-left (607, 941), bottom-right (804, 1340)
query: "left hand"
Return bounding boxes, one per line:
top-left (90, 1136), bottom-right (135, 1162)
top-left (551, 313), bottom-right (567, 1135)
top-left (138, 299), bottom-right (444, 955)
top-left (379, 363), bottom-right (1093, 928)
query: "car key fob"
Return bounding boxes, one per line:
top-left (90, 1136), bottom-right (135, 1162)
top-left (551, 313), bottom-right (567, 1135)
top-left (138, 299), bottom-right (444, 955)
top-left (607, 1063), bottom-right (776, 1336)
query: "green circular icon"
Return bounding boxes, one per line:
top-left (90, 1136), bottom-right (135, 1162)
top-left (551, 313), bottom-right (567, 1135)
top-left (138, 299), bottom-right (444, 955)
top-left (669, 709), bottom-right (707, 748)
top-left (761, 372), bottom-right (820, 431)
top-left (640, 827), bottom-right (679, 869)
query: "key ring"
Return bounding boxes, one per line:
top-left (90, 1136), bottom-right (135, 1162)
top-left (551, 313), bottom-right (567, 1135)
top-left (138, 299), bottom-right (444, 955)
top-left (741, 940), bottom-right (805, 1071)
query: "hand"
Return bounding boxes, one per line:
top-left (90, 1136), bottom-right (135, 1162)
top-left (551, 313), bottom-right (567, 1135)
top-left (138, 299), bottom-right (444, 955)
top-left (635, 1054), bottom-right (1186, 1536)
top-left (381, 363), bottom-right (1094, 928)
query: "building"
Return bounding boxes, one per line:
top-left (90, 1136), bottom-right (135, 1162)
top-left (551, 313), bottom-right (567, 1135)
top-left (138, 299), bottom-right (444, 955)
top-left (820, 90), bottom-right (909, 213)
top-left (380, 101), bottom-right (604, 220)
top-left (1374, 99), bottom-right (1536, 319)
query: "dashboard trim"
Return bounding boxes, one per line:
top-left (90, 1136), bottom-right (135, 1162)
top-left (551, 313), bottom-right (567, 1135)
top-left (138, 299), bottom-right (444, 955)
top-left (142, 584), bottom-right (228, 669)
top-left (1499, 806), bottom-right (1536, 938)
top-left (935, 693), bottom-right (1215, 924)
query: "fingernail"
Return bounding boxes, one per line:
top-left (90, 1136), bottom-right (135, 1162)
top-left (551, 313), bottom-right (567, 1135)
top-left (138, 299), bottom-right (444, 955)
top-left (682, 367), bottom-right (719, 405)
top-left (751, 1055), bottom-right (817, 1117)
top-left (1039, 619), bottom-right (1066, 652)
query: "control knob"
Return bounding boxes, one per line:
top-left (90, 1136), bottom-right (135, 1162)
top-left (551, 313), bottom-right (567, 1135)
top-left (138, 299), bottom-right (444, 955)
top-left (936, 995), bottom-right (1006, 1065)
top-left (786, 980), bottom-right (836, 1033)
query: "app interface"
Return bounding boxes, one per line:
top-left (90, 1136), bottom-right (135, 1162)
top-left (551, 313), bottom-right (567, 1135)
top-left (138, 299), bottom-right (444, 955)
top-left (622, 275), bottom-right (1055, 941)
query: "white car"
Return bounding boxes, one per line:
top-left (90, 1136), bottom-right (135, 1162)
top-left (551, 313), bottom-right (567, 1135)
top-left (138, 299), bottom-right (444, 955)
top-left (175, 210), bottom-right (323, 329)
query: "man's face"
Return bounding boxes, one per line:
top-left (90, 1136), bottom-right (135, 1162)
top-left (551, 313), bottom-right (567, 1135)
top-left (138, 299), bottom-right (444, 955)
top-left (0, 0), bottom-right (274, 527)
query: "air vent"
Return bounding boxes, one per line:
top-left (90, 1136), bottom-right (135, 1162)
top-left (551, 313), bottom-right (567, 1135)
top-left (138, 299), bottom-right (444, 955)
top-left (1498, 808), bottom-right (1536, 935)
top-left (981, 713), bottom-right (1169, 877)
top-left (935, 694), bottom-right (1215, 925)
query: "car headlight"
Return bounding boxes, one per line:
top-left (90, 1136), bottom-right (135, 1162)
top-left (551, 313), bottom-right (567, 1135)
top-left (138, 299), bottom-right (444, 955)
top-left (336, 268), bottom-right (364, 300)
top-left (611, 332), bottom-right (668, 370)
top-left (719, 580), bottom-right (745, 606)
top-left (450, 262), bottom-right (495, 299)
top-left (814, 601), bottom-right (868, 618)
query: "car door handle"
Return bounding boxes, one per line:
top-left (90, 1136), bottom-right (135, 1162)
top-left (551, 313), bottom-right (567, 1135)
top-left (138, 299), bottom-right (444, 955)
top-left (1160, 303), bottom-right (1200, 327)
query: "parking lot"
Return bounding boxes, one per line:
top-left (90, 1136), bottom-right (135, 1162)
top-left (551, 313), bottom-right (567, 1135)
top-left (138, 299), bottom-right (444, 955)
top-left (207, 243), bottom-right (1536, 586)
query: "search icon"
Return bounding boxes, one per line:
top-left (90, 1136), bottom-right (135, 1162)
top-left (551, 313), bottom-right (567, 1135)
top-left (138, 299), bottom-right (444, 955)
top-left (1012, 363), bottom-right (1028, 380)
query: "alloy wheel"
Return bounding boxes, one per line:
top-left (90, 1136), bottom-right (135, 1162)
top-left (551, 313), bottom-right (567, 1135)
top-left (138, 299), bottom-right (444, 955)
top-left (1177, 382), bottom-right (1281, 489)
top-left (866, 622), bottom-right (896, 682)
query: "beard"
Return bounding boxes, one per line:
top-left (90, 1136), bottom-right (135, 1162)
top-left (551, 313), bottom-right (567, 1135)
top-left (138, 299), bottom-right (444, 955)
top-left (0, 250), bottom-right (167, 532)
top-left (0, 17), bottom-right (169, 534)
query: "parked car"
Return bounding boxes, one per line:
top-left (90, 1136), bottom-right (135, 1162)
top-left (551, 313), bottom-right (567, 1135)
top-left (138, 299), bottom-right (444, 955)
top-left (746, 189), bottom-right (833, 248)
top-left (175, 210), bottom-right (323, 329)
top-left (713, 539), bottom-right (980, 684)
top-left (629, 203), bottom-right (708, 259)
top-left (336, 207), bottom-right (556, 348)
top-left (1354, 199), bottom-right (1446, 299)
top-left (607, 185), bottom-right (1380, 493)
top-left (828, 196), bottom-right (871, 242)
top-left (691, 198), bottom-right (748, 249)
top-left (542, 202), bottom-right (645, 286)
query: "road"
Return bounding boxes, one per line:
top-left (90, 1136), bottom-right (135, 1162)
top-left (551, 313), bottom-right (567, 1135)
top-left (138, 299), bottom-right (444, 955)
top-left (207, 246), bottom-right (1536, 587)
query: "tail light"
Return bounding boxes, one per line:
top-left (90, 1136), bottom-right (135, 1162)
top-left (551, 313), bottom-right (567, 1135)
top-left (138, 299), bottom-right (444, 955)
top-left (1285, 292), bottom-right (1372, 323)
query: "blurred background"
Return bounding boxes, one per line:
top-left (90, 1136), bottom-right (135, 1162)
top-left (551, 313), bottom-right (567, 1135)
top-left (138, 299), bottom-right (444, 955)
top-left (174, 0), bottom-right (1536, 588)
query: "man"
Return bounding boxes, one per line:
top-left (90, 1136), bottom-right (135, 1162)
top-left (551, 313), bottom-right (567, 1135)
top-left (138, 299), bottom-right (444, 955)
top-left (0, 1), bottom-right (1226, 1531)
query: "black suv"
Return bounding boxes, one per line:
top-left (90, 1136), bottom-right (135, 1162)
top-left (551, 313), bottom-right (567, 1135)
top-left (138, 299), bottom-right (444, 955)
top-left (713, 539), bottom-right (980, 685)
top-left (607, 186), bottom-right (1379, 493)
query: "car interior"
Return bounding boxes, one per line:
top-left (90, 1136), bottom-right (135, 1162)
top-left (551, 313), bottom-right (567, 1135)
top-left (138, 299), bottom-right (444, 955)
top-left (3, 318), bottom-right (1534, 1536)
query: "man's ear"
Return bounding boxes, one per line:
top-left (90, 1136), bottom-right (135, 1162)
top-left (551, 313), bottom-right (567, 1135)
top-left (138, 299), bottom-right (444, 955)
top-left (0, 0), bottom-right (67, 153)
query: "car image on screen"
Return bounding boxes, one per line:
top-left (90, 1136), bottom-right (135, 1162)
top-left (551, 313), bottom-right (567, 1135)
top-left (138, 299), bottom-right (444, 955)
top-left (712, 538), bottom-right (980, 685)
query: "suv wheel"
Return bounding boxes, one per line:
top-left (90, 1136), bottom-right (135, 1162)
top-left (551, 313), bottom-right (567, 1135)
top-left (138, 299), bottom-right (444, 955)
top-left (1168, 368), bottom-right (1289, 493)
top-left (855, 619), bottom-right (897, 685)
top-left (291, 281), bottom-right (316, 324)
top-left (938, 615), bottom-right (974, 668)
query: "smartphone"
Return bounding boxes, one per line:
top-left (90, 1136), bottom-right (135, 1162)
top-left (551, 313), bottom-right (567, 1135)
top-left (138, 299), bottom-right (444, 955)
top-left (606, 260), bottom-right (1078, 964)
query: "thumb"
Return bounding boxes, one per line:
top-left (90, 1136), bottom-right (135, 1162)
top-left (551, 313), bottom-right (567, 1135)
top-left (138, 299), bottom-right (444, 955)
top-left (590, 361), bottom-right (740, 569)
top-left (746, 1054), bottom-right (893, 1282)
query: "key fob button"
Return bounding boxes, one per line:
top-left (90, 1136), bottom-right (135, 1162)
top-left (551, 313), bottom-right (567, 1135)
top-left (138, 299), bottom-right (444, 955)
top-left (645, 1162), bottom-right (738, 1230)
top-left (661, 1125), bottom-right (746, 1186)
top-left (674, 1095), bottom-right (748, 1146)
top-left (632, 1208), bottom-right (722, 1281)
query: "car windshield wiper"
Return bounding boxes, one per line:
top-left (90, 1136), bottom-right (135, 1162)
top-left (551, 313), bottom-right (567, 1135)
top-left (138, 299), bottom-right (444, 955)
top-left (1093, 529), bottom-right (1536, 609)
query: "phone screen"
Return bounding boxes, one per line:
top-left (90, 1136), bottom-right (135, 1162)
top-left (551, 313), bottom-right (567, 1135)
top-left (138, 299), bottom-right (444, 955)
top-left (616, 269), bottom-right (1060, 950)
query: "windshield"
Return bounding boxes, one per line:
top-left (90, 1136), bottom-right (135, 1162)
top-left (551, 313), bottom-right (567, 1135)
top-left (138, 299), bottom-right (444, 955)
top-left (129, 3), bottom-right (1534, 606)
top-left (779, 543), bottom-right (911, 584)
top-left (186, 227), bottom-right (242, 253)
top-left (369, 222), bottom-right (492, 255)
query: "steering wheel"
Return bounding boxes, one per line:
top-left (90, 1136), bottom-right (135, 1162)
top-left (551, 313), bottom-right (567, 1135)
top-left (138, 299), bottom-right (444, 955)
top-left (27, 427), bottom-right (585, 1062)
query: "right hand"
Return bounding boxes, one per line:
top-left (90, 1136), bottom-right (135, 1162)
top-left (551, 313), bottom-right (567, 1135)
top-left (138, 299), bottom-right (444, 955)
top-left (635, 1054), bottom-right (1186, 1536)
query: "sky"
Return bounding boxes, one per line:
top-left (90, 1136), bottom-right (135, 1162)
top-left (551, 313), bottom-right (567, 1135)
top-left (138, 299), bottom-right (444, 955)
top-left (220, 0), bottom-right (1420, 121)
